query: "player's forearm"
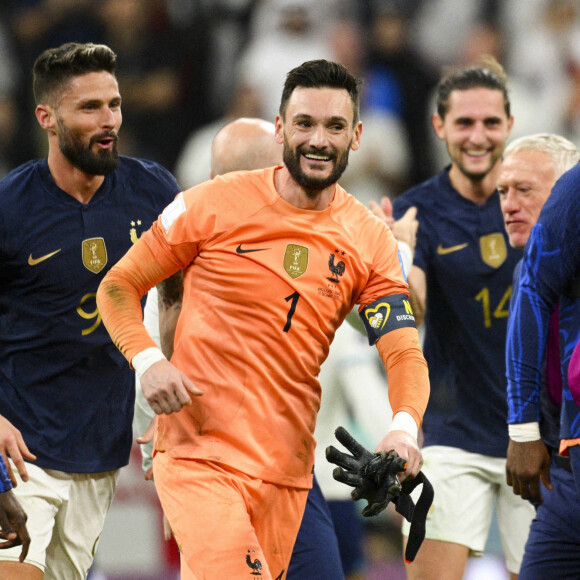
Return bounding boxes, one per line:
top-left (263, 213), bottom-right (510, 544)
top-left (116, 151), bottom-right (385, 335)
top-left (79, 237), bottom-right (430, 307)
top-left (97, 236), bottom-right (175, 364)
top-left (133, 382), bottom-right (155, 474)
top-left (407, 283), bottom-right (425, 326)
top-left (407, 266), bottom-right (426, 326)
top-left (376, 327), bottom-right (429, 430)
top-left (505, 293), bottom-right (546, 425)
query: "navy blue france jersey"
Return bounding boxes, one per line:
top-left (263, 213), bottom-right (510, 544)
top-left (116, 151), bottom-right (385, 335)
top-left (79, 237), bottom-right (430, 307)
top-left (0, 157), bottom-right (179, 473)
top-left (506, 163), bottom-right (580, 442)
top-left (507, 262), bottom-right (561, 450)
top-left (394, 168), bottom-right (522, 457)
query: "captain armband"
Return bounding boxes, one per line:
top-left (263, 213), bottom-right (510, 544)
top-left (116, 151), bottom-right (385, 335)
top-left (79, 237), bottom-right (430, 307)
top-left (359, 294), bottom-right (416, 346)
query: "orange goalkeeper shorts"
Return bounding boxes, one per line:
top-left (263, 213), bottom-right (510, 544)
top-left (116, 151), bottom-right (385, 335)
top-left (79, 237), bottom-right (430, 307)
top-left (153, 453), bottom-right (308, 579)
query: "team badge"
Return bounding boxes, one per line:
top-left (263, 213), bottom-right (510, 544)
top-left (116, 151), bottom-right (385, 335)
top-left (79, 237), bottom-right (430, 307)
top-left (283, 244), bottom-right (308, 279)
top-left (479, 233), bottom-right (507, 268)
top-left (130, 219), bottom-right (143, 244)
top-left (327, 250), bottom-right (346, 283)
top-left (82, 238), bottom-right (107, 274)
top-left (246, 550), bottom-right (262, 576)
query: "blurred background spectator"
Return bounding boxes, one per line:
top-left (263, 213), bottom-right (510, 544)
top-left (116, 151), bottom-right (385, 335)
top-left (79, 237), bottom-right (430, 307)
top-left (3, 0), bottom-right (580, 191)
top-left (1, 1), bottom-right (579, 577)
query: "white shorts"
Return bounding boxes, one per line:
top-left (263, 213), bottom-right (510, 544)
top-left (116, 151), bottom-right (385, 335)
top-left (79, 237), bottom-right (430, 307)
top-left (0, 461), bottom-right (119, 579)
top-left (401, 446), bottom-right (535, 574)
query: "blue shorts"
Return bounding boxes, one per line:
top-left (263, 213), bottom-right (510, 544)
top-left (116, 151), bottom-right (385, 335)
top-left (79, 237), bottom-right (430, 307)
top-left (519, 457), bottom-right (580, 579)
top-left (327, 500), bottom-right (364, 576)
top-left (287, 474), bottom-right (344, 579)
top-left (571, 443), bottom-right (580, 498)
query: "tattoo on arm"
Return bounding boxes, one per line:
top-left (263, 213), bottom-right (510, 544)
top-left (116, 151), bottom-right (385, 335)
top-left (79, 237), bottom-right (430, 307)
top-left (157, 271), bottom-right (183, 313)
top-left (157, 271), bottom-right (183, 359)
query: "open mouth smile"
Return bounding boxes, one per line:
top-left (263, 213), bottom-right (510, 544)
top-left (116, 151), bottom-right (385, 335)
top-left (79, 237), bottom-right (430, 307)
top-left (304, 152), bottom-right (331, 162)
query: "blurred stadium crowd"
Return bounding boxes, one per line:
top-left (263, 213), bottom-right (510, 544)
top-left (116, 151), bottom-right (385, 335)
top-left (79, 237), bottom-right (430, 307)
top-left (1, 1), bottom-right (579, 579)
top-left (1, 0), bottom-right (579, 201)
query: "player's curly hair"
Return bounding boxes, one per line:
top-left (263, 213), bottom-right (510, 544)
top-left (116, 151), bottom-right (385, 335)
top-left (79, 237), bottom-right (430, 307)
top-left (33, 42), bottom-right (117, 106)
top-left (436, 55), bottom-right (510, 119)
top-left (279, 59), bottom-right (362, 125)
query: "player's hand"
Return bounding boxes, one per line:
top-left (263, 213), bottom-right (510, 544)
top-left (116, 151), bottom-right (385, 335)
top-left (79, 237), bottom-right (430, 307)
top-left (137, 417), bottom-right (155, 447)
top-left (0, 490), bottom-right (30, 562)
top-left (506, 439), bottom-right (551, 504)
top-left (369, 197), bottom-right (418, 252)
top-left (391, 207), bottom-right (418, 252)
top-left (375, 430), bottom-right (422, 479)
top-left (369, 196), bottom-right (395, 229)
top-left (141, 360), bottom-right (203, 415)
top-left (0, 416), bottom-right (36, 486)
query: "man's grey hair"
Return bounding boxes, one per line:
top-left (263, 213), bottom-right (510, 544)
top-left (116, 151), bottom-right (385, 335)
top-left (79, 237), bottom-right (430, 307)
top-left (503, 133), bottom-right (580, 181)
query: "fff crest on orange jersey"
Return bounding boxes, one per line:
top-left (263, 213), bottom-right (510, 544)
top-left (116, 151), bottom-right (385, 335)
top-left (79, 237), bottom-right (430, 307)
top-left (82, 238), bottom-right (107, 274)
top-left (283, 244), bottom-right (309, 279)
top-left (327, 250), bottom-right (346, 283)
top-left (479, 233), bottom-right (507, 268)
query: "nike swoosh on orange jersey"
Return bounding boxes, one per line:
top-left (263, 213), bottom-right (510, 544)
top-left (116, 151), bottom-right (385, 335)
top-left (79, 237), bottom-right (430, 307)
top-left (236, 244), bottom-right (270, 254)
top-left (436, 243), bottom-right (468, 255)
top-left (28, 249), bottom-right (62, 265)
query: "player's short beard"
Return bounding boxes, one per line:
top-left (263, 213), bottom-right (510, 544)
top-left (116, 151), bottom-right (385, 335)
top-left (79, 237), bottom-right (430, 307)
top-left (283, 135), bottom-right (351, 192)
top-left (57, 117), bottom-right (119, 175)
top-left (448, 143), bottom-right (502, 183)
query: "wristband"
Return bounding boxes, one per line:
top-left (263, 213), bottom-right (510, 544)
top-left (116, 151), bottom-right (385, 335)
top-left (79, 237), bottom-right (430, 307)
top-left (132, 347), bottom-right (166, 378)
top-left (388, 411), bottom-right (418, 439)
top-left (508, 422), bottom-right (541, 442)
top-left (397, 241), bottom-right (413, 278)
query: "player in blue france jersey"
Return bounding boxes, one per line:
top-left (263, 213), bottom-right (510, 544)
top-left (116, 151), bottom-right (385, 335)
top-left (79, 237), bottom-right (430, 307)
top-left (393, 57), bottom-right (534, 580)
top-left (504, 137), bottom-right (580, 579)
top-left (0, 42), bottom-right (179, 579)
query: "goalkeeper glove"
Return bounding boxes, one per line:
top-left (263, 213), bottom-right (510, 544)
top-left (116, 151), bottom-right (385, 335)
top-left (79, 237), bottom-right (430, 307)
top-left (326, 426), bottom-right (434, 563)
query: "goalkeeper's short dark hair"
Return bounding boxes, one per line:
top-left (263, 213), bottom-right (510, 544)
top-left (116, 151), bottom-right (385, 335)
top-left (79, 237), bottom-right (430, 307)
top-left (279, 59), bottom-right (362, 126)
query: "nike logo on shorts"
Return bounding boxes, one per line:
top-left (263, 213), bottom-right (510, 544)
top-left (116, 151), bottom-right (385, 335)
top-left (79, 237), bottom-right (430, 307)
top-left (28, 249), bottom-right (62, 265)
top-left (236, 244), bottom-right (270, 254)
top-left (436, 243), bottom-right (468, 255)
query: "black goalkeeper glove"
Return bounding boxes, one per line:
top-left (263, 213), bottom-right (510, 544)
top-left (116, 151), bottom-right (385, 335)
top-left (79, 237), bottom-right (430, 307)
top-left (325, 425), bottom-right (408, 517)
top-left (326, 426), bottom-right (434, 563)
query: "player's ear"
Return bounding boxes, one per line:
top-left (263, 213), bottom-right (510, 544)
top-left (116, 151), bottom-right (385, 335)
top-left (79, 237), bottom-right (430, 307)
top-left (36, 104), bottom-right (56, 134)
top-left (431, 112), bottom-right (445, 141)
top-left (350, 121), bottom-right (362, 151)
top-left (507, 114), bottom-right (514, 134)
top-left (274, 115), bottom-right (284, 145)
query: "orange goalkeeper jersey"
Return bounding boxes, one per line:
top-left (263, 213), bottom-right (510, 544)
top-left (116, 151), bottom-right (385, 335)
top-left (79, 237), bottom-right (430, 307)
top-left (105, 167), bottom-right (412, 487)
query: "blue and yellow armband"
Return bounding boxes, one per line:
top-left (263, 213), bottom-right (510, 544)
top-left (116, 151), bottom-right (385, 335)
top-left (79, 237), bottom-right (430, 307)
top-left (359, 294), bottom-right (416, 346)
